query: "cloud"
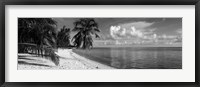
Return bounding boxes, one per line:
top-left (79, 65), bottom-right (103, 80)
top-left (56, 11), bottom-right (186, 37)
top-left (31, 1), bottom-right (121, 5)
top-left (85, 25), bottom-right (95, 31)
top-left (110, 25), bottom-right (145, 39)
top-left (130, 26), bottom-right (143, 38)
top-left (110, 26), bottom-right (180, 44)
top-left (109, 21), bottom-right (181, 45)
top-left (110, 26), bottom-right (121, 39)
top-left (110, 21), bottom-right (155, 39)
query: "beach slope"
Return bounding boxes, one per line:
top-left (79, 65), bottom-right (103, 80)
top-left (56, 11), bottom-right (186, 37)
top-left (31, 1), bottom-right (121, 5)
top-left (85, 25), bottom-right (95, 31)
top-left (18, 49), bottom-right (114, 69)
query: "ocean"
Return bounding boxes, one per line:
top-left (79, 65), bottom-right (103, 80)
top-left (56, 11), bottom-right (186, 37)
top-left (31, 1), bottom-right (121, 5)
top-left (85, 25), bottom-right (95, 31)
top-left (73, 47), bottom-right (182, 69)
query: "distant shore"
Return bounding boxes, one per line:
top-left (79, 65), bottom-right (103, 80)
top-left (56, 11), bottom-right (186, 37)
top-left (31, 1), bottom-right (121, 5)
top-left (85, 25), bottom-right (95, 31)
top-left (92, 44), bottom-right (182, 48)
top-left (18, 49), bottom-right (114, 70)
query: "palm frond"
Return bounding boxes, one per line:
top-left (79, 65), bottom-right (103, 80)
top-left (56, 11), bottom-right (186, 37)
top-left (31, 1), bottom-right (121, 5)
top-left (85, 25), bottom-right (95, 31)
top-left (72, 18), bottom-right (100, 49)
top-left (18, 18), bottom-right (59, 65)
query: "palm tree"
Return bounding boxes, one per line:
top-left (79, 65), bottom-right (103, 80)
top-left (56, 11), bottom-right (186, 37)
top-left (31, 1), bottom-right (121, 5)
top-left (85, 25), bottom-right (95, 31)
top-left (18, 18), bottom-right (59, 65)
top-left (72, 18), bottom-right (100, 49)
top-left (18, 18), bottom-right (57, 43)
top-left (57, 26), bottom-right (71, 48)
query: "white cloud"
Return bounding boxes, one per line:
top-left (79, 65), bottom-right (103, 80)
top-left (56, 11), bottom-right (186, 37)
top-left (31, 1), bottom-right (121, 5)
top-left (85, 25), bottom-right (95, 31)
top-left (109, 21), bottom-right (181, 44)
top-left (130, 26), bottom-right (143, 38)
top-left (110, 26), bottom-right (121, 39)
top-left (110, 21), bottom-right (155, 40)
top-left (121, 28), bottom-right (126, 36)
top-left (110, 25), bottom-right (145, 39)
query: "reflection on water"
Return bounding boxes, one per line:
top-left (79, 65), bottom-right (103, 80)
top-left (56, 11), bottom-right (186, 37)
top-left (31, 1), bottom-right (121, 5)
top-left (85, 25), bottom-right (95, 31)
top-left (73, 47), bottom-right (182, 69)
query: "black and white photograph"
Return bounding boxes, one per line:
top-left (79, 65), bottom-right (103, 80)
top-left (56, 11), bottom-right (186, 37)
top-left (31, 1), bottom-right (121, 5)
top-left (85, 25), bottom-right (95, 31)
top-left (18, 18), bottom-right (182, 69)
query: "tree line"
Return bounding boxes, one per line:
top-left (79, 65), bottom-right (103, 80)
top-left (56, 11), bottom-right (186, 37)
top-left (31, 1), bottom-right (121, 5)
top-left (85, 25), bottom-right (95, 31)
top-left (18, 18), bottom-right (100, 65)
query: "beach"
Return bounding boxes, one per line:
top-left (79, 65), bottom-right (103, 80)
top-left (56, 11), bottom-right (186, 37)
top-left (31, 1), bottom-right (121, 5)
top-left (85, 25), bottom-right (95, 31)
top-left (18, 49), bottom-right (114, 70)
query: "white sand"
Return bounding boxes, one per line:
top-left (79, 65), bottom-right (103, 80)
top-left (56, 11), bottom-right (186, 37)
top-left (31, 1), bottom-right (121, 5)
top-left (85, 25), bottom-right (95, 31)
top-left (18, 49), bottom-right (114, 70)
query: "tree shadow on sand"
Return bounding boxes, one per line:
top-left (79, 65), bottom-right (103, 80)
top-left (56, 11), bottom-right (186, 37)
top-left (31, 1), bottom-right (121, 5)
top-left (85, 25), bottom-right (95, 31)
top-left (18, 57), bottom-right (36, 61)
top-left (18, 61), bottom-right (51, 67)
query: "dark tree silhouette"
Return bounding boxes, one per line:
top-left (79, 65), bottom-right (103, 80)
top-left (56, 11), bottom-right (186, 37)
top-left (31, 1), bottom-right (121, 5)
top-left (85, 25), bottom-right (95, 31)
top-left (18, 18), bottom-right (59, 65)
top-left (72, 18), bottom-right (100, 49)
top-left (57, 26), bottom-right (71, 48)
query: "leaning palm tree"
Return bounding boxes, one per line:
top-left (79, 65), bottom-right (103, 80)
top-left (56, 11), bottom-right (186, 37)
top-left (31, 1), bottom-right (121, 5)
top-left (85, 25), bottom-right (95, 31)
top-left (57, 26), bottom-right (71, 48)
top-left (72, 18), bottom-right (100, 49)
top-left (18, 18), bottom-right (59, 65)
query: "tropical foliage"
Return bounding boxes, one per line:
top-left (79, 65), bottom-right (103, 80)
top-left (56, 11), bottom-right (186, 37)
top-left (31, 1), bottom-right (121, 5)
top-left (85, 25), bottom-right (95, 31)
top-left (18, 18), bottom-right (59, 65)
top-left (72, 18), bottom-right (100, 49)
top-left (57, 26), bottom-right (71, 48)
top-left (18, 18), bottom-right (101, 66)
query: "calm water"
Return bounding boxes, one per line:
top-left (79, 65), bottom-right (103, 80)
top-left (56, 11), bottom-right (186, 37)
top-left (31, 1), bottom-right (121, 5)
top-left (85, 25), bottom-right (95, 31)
top-left (73, 47), bottom-right (182, 69)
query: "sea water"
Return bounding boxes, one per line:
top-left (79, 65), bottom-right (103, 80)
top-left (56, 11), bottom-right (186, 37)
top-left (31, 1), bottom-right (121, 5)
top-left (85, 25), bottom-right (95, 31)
top-left (73, 47), bottom-right (182, 69)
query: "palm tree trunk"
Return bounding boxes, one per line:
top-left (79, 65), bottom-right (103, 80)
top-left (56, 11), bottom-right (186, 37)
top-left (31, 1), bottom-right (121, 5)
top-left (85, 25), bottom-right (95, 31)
top-left (41, 47), bottom-right (43, 57)
top-left (83, 36), bottom-right (86, 49)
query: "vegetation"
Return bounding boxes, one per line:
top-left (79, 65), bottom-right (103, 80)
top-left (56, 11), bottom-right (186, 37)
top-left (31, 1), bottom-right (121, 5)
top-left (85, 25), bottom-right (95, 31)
top-left (18, 18), bottom-right (101, 65)
top-left (18, 18), bottom-right (59, 65)
top-left (57, 26), bottom-right (71, 48)
top-left (72, 18), bottom-right (100, 49)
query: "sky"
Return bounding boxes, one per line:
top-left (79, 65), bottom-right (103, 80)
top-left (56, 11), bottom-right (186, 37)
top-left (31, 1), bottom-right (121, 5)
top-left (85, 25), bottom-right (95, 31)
top-left (53, 18), bottom-right (182, 46)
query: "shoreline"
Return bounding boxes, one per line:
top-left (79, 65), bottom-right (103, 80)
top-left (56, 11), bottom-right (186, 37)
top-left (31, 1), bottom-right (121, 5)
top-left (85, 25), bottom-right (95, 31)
top-left (69, 49), bottom-right (114, 69)
top-left (18, 49), bottom-right (114, 69)
top-left (92, 44), bottom-right (182, 48)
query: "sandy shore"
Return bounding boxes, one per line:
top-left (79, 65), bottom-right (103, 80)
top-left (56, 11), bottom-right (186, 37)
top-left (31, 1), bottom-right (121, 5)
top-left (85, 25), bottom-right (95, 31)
top-left (18, 49), bottom-right (114, 70)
